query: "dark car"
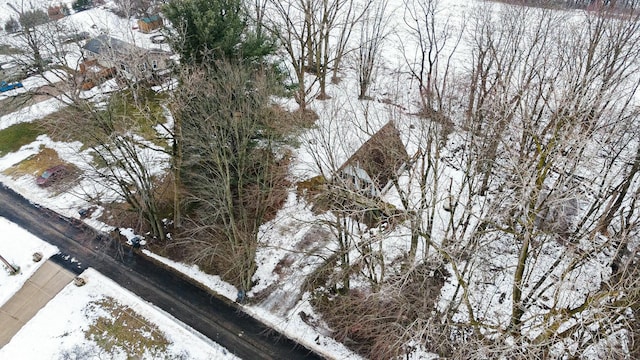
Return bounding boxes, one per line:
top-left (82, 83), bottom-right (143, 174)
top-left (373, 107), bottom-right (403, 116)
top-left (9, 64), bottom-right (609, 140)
top-left (36, 164), bottom-right (68, 186)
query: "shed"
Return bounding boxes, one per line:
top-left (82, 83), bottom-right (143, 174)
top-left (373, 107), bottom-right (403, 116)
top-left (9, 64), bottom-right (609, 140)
top-left (137, 15), bottom-right (163, 33)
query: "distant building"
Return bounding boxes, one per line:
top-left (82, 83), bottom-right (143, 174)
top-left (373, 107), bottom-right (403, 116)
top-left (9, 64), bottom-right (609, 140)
top-left (137, 15), bottom-right (163, 33)
top-left (81, 35), bottom-right (173, 82)
top-left (48, 5), bottom-right (66, 21)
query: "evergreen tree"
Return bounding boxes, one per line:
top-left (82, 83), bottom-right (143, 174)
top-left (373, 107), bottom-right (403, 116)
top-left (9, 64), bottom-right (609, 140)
top-left (72, 0), bottom-right (93, 12)
top-left (18, 9), bottom-right (49, 29)
top-left (163, 0), bottom-right (275, 64)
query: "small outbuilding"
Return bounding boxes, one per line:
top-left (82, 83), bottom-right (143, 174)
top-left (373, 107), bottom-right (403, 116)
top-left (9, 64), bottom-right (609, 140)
top-left (137, 15), bottom-right (163, 33)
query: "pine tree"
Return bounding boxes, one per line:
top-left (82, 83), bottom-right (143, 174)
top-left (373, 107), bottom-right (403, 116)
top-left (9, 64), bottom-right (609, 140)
top-left (163, 0), bottom-right (275, 64)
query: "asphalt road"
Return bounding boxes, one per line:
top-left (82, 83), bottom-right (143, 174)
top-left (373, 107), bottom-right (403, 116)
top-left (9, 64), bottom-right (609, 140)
top-left (0, 183), bottom-right (325, 360)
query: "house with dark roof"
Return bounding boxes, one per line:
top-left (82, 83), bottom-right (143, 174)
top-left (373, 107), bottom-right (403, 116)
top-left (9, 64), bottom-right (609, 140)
top-left (82, 35), bottom-right (131, 61)
top-left (81, 35), bottom-right (173, 82)
top-left (336, 121), bottom-right (410, 197)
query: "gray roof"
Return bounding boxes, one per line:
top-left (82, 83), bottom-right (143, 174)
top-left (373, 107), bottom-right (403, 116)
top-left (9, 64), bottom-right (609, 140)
top-left (83, 35), bottom-right (131, 55)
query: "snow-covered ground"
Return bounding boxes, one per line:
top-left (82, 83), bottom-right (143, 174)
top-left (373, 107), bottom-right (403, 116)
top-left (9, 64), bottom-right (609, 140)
top-left (1, 0), bottom-right (73, 26)
top-left (0, 217), bottom-right (58, 307)
top-left (0, 217), bottom-right (238, 359)
top-left (1, 0), bottom-right (635, 358)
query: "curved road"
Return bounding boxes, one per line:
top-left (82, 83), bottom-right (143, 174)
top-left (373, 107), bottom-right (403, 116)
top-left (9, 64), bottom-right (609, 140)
top-left (0, 183), bottom-right (325, 360)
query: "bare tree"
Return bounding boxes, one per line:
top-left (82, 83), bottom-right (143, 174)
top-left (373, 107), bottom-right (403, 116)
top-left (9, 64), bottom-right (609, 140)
top-left (244, 0), bottom-right (269, 39)
top-left (170, 60), bottom-right (290, 291)
top-left (400, 0), bottom-right (464, 113)
top-left (307, 0), bottom-right (367, 99)
top-left (330, 0), bottom-right (365, 84)
top-left (46, 89), bottom-right (171, 242)
top-left (264, 0), bottom-right (368, 106)
top-left (356, 0), bottom-right (390, 100)
top-left (264, 0), bottom-right (318, 110)
top-left (7, 2), bottom-right (51, 75)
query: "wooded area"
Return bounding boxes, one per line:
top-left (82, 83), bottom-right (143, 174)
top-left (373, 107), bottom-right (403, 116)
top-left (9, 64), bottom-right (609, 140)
top-left (3, 0), bottom-right (640, 358)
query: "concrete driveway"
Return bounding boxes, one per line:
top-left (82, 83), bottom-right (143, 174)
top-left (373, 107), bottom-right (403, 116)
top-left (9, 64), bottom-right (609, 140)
top-left (0, 260), bottom-right (75, 348)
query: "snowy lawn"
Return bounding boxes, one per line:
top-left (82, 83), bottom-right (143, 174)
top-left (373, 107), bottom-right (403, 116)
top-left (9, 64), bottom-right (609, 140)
top-left (0, 217), bottom-right (58, 307)
top-left (0, 217), bottom-right (238, 360)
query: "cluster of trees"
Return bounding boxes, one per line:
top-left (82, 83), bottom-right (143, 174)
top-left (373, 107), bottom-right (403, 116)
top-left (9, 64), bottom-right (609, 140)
top-left (3, 0), bottom-right (287, 294)
top-left (298, 1), bottom-right (640, 358)
top-left (161, 0), bottom-right (290, 292)
top-left (563, 0), bottom-right (640, 8)
top-left (6, 0), bottom-right (640, 357)
top-left (3, 7), bottom-right (49, 34)
top-left (495, 0), bottom-right (640, 10)
top-left (170, 61), bottom-right (291, 291)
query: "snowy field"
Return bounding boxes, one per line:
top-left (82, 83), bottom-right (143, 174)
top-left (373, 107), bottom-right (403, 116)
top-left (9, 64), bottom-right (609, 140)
top-left (1, 0), bottom-right (637, 358)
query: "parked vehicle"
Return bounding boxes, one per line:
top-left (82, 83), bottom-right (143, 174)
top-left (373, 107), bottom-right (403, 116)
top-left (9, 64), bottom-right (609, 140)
top-left (36, 165), bottom-right (68, 186)
top-left (0, 81), bottom-right (23, 92)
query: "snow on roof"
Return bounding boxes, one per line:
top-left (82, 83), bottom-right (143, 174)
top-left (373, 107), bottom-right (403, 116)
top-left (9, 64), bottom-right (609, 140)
top-left (83, 34), bottom-right (131, 54)
top-left (342, 164), bottom-right (374, 183)
top-left (60, 7), bottom-right (173, 53)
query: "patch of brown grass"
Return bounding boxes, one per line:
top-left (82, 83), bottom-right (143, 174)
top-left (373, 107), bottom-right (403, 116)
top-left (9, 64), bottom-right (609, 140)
top-left (2, 147), bottom-right (64, 179)
top-left (39, 106), bottom-right (87, 144)
top-left (85, 297), bottom-right (170, 358)
top-left (312, 263), bottom-right (451, 359)
top-left (264, 105), bottom-right (318, 135)
top-left (97, 202), bottom-right (142, 231)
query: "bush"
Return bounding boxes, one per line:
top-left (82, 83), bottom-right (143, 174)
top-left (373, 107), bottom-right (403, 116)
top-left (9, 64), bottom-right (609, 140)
top-left (312, 262), bottom-right (452, 359)
top-left (72, 0), bottom-right (93, 12)
top-left (4, 17), bottom-right (20, 33)
top-left (19, 9), bottom-right (49, 29)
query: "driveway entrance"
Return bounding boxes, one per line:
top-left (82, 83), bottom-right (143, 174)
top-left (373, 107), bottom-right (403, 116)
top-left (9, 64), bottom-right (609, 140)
top-left (0, 260), bottom-right (75, 348)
